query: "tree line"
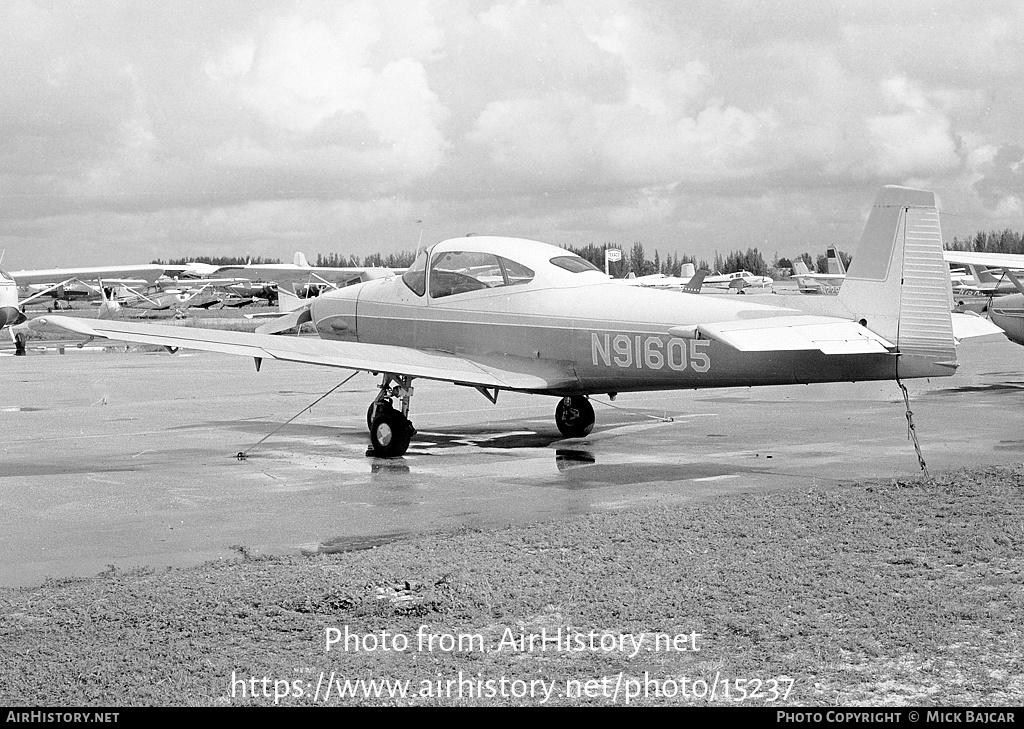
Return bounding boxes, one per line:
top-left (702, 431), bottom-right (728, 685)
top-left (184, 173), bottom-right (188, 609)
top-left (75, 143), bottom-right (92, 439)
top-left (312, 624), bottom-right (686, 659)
top-left (945, 229), bottom-right (1024, 255)
top-left (315, 251), bottom-right (418, 268)
top-left (170, 229), bottom-right (1024, 280)
top-left (151, 255), bottom-right (282, 265)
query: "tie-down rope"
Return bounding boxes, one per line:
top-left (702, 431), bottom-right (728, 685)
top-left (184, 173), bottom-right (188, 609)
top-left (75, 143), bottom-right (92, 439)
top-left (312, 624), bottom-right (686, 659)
top-left (237, 370), bottom-right (360, 460)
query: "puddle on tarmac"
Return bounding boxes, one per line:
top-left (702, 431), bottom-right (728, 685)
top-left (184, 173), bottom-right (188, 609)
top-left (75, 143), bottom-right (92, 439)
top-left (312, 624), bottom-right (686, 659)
top-left (310, 531), bottom-right (410, 554)
top-left (995, 440), bottom-right (1024, 452)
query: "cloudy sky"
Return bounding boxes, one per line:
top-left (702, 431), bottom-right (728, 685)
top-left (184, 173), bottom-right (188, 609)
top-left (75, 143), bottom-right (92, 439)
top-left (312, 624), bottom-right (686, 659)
top-left (2, 0), bottom-right (1023, 269)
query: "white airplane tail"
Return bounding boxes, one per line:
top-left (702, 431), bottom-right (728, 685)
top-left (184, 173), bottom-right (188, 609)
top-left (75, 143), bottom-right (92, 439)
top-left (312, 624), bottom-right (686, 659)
top-left (826, 246), bottom-right (846, 275)
top-left (968, 264), bottom-right (999, 285)
top-left (277, 287), bottom-right (306, 312)
top-left (838, 186), bottom-right (956, 376)
top-left (293, 252), bottom-right (310, 267)
top-left (680, 262), bottom-right (696, 278)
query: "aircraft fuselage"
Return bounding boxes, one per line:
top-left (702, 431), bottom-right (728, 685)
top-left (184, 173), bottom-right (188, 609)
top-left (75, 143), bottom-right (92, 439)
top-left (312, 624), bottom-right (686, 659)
top-left (989, 293), bottom-right (1024, 347)
top-left (310, 276), bottom-right (900, 395)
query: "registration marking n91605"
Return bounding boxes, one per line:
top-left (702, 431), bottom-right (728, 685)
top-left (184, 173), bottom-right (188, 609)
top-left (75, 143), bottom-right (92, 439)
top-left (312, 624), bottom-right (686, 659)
top-left (591, 333), bottom-right (711, 372)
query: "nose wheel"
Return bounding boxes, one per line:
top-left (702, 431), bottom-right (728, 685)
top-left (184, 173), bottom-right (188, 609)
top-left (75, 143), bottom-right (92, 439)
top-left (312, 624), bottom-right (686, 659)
top-left (367, 375), bottom-right (416, 457)
top-left (555, 395), bottom-right (595, 438)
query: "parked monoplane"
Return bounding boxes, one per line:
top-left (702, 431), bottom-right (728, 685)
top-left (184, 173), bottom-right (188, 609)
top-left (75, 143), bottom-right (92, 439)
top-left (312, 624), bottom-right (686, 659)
top-left (38, 187), bottom-right (989, 457)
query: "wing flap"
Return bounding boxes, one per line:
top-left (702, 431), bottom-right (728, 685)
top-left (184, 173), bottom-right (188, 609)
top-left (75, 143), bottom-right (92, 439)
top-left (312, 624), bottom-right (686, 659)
top-left (35, 315), bottom-right (575, 391)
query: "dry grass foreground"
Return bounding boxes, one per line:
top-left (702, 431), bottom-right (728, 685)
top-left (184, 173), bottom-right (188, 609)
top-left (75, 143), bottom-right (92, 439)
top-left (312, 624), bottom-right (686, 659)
top-left (2, 465), bottom-right (1022, 707)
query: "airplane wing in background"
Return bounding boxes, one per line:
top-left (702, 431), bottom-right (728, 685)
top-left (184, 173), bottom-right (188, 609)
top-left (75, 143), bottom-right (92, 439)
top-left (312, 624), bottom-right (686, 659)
top-left (942, 251), bottom-right (1024, 295)
top-left (10, 265), bottom-right (165, 286)
top-left (34, 315), bottom-right (578, 392)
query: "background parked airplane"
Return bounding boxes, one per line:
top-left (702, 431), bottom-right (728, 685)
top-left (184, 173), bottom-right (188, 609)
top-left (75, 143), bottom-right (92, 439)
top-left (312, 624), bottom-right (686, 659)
top-left (3, 263), bottom-right (169, 351)
top-left (210, 252), bottom-right (401, 303)
top-left (1, 268), bottom-right (26, 331)
top-left (617, 264), bottom-right (707, 293)
top-left (702, 269), bottom-right (773, 292)
top-left (942, 251), bottom-right (1024, 345)
top-left (792, 246), bottom-right (847, 295)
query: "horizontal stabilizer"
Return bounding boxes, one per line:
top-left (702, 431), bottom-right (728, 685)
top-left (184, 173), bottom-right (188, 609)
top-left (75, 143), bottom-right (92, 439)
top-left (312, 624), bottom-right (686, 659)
top-left (950, 312), bottom-right (1006, 340)
top-left (255, 305), bottom-right (312, 335)
top-left (671, 316), bottom-right (894, 354)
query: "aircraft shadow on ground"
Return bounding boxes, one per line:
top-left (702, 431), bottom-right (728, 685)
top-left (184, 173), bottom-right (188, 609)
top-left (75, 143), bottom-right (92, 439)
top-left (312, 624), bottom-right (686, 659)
top-left (923, 381), bottom-right (1024, 398)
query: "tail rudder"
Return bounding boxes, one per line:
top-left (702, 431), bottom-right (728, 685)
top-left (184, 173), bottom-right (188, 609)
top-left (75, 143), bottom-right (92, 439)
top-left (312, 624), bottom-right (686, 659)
top-left (838, 186), bottom-right (956, 377)
top-left (682, 269), bottom-right (707, 294)
top-left (968, 264), bottom-right (998, 285)
top-left (827, 246), bottom-right (846, 275)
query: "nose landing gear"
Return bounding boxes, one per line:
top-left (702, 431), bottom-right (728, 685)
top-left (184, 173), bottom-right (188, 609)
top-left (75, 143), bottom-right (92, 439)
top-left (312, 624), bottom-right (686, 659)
top-left (367, 374), bottom-right (416, 457)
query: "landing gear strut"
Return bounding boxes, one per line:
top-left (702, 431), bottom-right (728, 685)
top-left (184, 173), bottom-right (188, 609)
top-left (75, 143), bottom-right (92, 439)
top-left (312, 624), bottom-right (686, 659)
top-left (555, 395), bottom-right (595, 438)
top-left (367, 374), bottom-right (416, 457)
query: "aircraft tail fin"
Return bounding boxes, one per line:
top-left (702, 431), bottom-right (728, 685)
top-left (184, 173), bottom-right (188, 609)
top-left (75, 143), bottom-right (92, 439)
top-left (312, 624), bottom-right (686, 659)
top-left (793, 259), bottom-right (810, 275)
top-left (837, 186), bottom-right (956, 377)
top-left (293, 252), bottom-right (310, 268)
top-left (276, 287), bottom-right (308, 312)
top-left (968, 264), bottom-right (998, 285)
top-left (680, 262), bottom-right (696, 278)
top-left (682, 269), bottom-right (707, 294)
top-left (827, 246), bottom-right (846, 275)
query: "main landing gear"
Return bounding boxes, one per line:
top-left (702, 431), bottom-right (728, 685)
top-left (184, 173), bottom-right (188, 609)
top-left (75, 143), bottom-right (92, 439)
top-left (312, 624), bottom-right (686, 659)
top-left (365, 383), bottom-right (596, 457)
top-left (366, 374), bottom-right (417, 458)
top-left (555, 395), bottom-right (595, 438)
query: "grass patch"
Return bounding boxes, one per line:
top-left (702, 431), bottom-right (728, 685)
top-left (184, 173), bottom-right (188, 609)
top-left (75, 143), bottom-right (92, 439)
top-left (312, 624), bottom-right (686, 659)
top-left (2, 466), bottom-right (1022, 706)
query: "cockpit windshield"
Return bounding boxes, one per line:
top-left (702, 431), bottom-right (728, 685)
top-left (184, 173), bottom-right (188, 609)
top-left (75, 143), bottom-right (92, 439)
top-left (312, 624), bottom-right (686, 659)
top-left (429, 251), bottom-right (535, 298)
top-left (401, 249), bottom-right (429, 296)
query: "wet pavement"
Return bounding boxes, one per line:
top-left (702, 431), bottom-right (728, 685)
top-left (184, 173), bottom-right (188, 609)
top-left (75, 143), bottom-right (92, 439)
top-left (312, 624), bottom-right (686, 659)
top-left (2, 333), bottom-right (1021, 586)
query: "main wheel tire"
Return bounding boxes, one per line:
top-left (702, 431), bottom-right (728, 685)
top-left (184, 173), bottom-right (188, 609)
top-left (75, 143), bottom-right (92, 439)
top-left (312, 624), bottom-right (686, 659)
top-left (555, 396), bottom-right (595, 438)
top-left (366, 399), bottom-right (393, 432)
top-left (369, 409), bottom-right (412, 457)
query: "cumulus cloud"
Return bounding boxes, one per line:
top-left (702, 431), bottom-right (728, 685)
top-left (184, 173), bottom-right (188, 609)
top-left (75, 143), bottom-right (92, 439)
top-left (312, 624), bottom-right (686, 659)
top-left (866, 76), bottom-right (960, 177)
top-left (205, 4), bottom-right (449, 184)
top-left (973, 144), bottom-right (1024, 213)
top-left (2, 0), bottom-right (1024, 267)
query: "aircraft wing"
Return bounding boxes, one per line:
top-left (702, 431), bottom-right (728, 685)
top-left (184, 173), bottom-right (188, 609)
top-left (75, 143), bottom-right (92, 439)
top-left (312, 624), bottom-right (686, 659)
top-left (942, 251), bottom-right (1024, 269)
top-left (34, 315), bottom-right (577, 391)
top-left (10, 265), bottom-right (165, 286)
top-left (210, 265), bottom-right (397, 288)
top-left (942, 251), bottom-right (1024, 295)
top-left (670, 316), bottom-right (894, 354)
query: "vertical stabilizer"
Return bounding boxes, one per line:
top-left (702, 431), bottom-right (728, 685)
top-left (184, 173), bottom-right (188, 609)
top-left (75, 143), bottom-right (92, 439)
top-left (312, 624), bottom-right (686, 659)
top-left (838, 186), bottom-right (956, 376)
top-left (826, 246), bottom-right (846, 275)
top-left (968, 264), bottom-right (998, 285)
